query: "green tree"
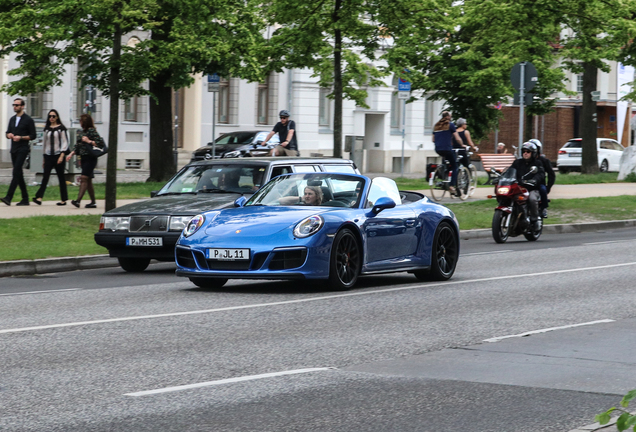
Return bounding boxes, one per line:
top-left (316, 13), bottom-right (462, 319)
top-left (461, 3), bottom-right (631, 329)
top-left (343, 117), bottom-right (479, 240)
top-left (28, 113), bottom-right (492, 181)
top-left (0, 0), bottom-right (154, 210)
top-left (265, 0), bottom-right (388, 158)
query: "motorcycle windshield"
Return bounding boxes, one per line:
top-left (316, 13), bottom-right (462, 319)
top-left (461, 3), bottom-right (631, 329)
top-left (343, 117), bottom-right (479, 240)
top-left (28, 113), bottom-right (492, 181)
top-left (498, 167), bottom-right (517, 185)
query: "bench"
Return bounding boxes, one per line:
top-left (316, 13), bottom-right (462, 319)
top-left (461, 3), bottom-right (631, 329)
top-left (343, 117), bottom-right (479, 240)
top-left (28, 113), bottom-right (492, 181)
top-left (479, 153), bottom-right (516, 184)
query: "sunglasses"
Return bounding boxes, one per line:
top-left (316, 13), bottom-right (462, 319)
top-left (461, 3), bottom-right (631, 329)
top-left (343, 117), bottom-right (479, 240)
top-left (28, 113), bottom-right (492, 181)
top-left (280, 116), bottom-right (289, 119)
top-left (12, 104), bottom-right (22, 107)
top-left (522, 150), bottom-right (532, 153)
top-left (48, 115), bottom-right (57, 118)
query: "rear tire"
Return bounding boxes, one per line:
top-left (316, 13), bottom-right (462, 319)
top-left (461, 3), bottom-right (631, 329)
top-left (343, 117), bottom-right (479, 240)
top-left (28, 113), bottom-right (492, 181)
top-left (558, 167), bottom-right (569, 174)
top-left (456, 166), bottom-right (470, 201)
top-left (328, 228), bottom-right (361, 290)
top-left (600, 159), bottom-right (609, 173)
top-left (468, 164), bottom-right (478, 196)
top-left (189, 277), bottom-right (228, 289)
top-left (118, 257), bottom-right (151, 272)
top-left (422, 221), bottom-right (459, 281)
top-left (523, 220), bottom-right (542, 241)
top-left (492, 210), bottom-right (510, 244)
top-left (429, 167), bottom-right (447, 202)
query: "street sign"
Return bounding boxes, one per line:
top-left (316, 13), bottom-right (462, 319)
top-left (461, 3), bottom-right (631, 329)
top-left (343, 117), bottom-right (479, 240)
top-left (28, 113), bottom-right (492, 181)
top-left (207, 74), bottom-right (220, 92)
top-left (398, 91), bottom-right (410, 99)
top-left (398, 77), bottom-right (411, 92)
top-left (591, 91), bottom-right (601, 101)
top-left (513, 91), bottom-right (534, 106)
top-left (511, 62), bottom-right (538, 92)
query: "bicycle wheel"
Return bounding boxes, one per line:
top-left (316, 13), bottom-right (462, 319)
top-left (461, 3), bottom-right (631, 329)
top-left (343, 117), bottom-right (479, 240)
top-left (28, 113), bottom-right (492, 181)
top-left (429, 167), bottom-right (447, 201)
top-left (456, 166), bottom-right (470, 201)
top-left (468, 164), bottom-right (478, 196)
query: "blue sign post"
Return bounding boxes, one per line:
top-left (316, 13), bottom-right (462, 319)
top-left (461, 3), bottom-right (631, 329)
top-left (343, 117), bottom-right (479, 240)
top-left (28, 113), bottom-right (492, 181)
top-left (397, 78), bottom-right (411, 177)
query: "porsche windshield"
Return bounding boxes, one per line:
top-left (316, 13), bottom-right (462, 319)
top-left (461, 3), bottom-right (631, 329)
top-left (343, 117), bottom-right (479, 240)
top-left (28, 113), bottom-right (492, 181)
top-left (246, 173), bottom-right (365, 208)
top-left (157, 165), bottom-right (267, 195)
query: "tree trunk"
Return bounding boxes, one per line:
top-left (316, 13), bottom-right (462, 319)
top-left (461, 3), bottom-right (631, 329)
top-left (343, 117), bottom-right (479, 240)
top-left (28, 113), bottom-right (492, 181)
top-left (580, 62), bottom-right (598, 174)
top-left (332, 0), bottom-right (342, 159)
top-left (105, 25), bottom-right (122, 211)
top-left (148, 71), bottom-right (176, 182)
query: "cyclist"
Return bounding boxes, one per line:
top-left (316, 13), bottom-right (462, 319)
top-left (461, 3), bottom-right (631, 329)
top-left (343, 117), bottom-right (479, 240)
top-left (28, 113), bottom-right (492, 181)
top-left (511, 142), bottom-right (545, 231)
top-left (529, 139), bottom-right (555, 218)
top-left (433, 111), bottom-right (462, 195)
top-left (454, 118), bottom-right (479, 168)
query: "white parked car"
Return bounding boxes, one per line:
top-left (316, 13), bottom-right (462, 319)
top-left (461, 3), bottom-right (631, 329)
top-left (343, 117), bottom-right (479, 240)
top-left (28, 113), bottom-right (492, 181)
top-left (556, 138), bottom-right (625, 173)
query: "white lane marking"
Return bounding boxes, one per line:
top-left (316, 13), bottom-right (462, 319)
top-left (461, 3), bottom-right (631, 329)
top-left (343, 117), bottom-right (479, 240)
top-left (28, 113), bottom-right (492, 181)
top-left (124, 367), bottom-right (335, 397)
top-left (0, 288), bottom-right (81, 297)
top-left (483, 319), bottom-right (615, 343)
top-left (462, 250), bottom-right (513, 256)
top-left (1, 261), bottom-right (635, 335)
top-left (584, 239), bottom-right (636, 245)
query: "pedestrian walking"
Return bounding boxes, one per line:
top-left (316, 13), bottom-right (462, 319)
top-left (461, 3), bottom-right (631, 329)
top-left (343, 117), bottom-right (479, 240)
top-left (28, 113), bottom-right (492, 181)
top-left (1, 97), bottom-right (36, 206)
top-left (33, 109), bottom-right (69, 206)
top-left (66, 114), bottom-right (104, 208)
top-left (262, 110), bottom-right (298, 156)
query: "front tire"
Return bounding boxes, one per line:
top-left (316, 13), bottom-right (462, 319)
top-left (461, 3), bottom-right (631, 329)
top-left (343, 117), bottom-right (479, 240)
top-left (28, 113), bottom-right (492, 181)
top-left (328, 228), bottom-right (361, 290)
top-left (492, 210), bottom-right (510, 244)
top-left (118, 257), bottom-right (151, 272)
top-left (416, 221), bottom-right (459, 281)
top-left (558, 167), bottom-right (569, 174)
top-left (189, 277), bottom-right (228, 289)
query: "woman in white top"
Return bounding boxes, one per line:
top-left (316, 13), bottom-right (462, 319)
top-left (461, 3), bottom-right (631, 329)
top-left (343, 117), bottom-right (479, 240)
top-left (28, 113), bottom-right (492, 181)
top-left (33, 109), bottom-right (69, 206)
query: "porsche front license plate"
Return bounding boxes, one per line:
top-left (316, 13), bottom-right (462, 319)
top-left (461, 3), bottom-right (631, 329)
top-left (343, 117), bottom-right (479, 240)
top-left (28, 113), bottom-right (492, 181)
top-left (207, 248), bottom-right (250, 261)
top-left (126, 237), bottom-right (163, 247)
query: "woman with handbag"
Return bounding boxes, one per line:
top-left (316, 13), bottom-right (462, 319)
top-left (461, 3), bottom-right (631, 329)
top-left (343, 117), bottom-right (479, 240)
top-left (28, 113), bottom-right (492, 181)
top-left (33, 109), bottom-right (70, 206)
top-left (66, 114), bottom-right (104, 208)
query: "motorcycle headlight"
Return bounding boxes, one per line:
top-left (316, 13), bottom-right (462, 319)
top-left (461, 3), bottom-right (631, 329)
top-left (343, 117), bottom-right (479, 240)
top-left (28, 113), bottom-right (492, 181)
top-left (170, 216), bottom-right (194, 232)
top-left (293, 215), bottom-right (324, 238)
top-left (223, 150), bottom-right (242, 158)
top-left (184, 214), bottom-right (205, 237)
top-left (100, 216), bottom-right (130, 231)
top-left (497, 186), bottom-right (510, 195)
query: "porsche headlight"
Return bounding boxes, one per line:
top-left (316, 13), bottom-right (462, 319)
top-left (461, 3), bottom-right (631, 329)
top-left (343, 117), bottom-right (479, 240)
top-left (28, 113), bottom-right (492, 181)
top-left (170, 216), bottom-right (194, 232)
top-left (100, 216), bottom-right (130, 231)
top-left (184, 214), bottom-right (205, 237)
top-left (223, 150), bottom-right (242, 158)
top-left (293, 215), bottom-right (324, 238)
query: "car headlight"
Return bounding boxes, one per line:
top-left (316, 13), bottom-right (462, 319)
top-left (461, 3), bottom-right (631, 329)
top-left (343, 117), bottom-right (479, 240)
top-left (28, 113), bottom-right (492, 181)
top-left (169, 216), bottom-right (194, 232)
top-left (100, 216), bottom-right (130, 231)
top-left (293, 215), bottom-right (324, 238)
top-left (184, 214), bottom-right (205, 237)
top-left (223, 150), bottom-right (242, 158)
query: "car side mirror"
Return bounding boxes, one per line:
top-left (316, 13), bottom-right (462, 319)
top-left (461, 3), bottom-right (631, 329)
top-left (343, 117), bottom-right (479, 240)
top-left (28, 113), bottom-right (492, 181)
top-left (234, 196), bottom-right (247, 207)
top-left (150, 190), bottom-right (158, 198)
top-left (371, 197), bottom-right (396, 214)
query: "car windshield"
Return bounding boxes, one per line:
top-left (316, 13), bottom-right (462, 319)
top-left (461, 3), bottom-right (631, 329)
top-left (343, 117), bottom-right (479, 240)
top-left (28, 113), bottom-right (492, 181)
top-left (157, 164), bottom-right (267, 195)
top-left (246, 173), bottom-right (365, 208)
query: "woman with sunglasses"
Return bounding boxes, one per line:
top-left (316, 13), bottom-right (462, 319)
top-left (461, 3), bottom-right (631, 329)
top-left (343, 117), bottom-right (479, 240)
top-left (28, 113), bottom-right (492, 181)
top-left (66, 114), bottom-right (104, 208)
top-left (33, 109), bottom-right (69, 206)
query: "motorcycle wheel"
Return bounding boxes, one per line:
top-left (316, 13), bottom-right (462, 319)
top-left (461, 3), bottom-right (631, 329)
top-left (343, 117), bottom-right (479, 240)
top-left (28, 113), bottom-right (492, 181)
top-left (524, 220), bottom-right (542, 241)
top-left (429, 167), bottom-right (447, 202)
top-left (492, 209), bottom-right (510, 244)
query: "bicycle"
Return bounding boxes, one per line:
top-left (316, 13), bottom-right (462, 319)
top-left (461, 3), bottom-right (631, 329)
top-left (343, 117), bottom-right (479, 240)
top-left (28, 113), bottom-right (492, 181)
top-left (428, 149), bottom-right (477, 201)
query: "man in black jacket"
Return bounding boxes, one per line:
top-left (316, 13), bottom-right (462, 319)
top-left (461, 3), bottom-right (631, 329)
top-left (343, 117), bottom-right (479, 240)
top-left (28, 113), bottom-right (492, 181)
top-left (2, 98), bottom-right (36, 206)
top-left (529, 139), bottom-right (555, 218)
top-left (511, 141), bottom-right (545, 231)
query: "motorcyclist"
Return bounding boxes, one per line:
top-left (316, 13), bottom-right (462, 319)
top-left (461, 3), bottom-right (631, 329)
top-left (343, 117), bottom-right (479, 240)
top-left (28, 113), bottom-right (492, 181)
top-left (528, 139), bottom-right (555, 219)
top-left (510, 141), bottom-right (545, 231)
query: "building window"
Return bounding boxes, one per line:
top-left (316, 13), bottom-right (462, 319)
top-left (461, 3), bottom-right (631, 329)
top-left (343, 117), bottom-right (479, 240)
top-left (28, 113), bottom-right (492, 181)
top-left (124, 97), bottom-right (138, 122)
top-left (391, 91), bottom-right (403, 129)
top-left (77, 82), bottom-right (97, 117)
top-left (576, 73), bottom-right (583, 93)
top-left (27, 93), bottom-right (43, 119)
top-left (257, 82), bottom-right (268, 124)
top-left (424, 98), bottom-right (435, 133)
top-left (319, 88), bottom-right (331, 127)
top-left (218, 78), bottom-right (230, 124)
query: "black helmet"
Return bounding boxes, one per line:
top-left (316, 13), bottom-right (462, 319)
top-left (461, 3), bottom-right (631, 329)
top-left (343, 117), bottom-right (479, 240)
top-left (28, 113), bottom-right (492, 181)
top-left (521, 141), bottom-right (537, 158)
top-left (279, 109), bottom-right (290, 118)
top-left (529, 139), bottom-right (542, 155)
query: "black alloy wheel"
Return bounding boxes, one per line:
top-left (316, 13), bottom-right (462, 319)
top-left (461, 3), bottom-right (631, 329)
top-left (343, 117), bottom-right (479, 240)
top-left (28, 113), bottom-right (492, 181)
top-left (328, 228), bottom-right (361, 290)
top-left (189, 277), bottom-right (228, 289)
top-left (415, 221), bottom-right (459, 281)
top-left (600, 159), bottom-right (609, 173)
top-left (118, 257), bottom-right (151, 272)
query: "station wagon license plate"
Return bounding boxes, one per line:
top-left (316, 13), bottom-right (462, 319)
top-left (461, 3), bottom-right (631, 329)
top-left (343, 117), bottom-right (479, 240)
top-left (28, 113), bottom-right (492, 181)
top-left (126, 237), bottom-right (163, 247)
top-left (207, 248), bottom-right (250, 261)
top-left (569, 152), bottom-right (581, 157)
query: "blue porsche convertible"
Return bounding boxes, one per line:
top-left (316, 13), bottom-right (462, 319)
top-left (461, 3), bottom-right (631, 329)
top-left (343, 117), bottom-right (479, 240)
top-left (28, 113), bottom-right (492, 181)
top-left (175, 172), bottom-right (460, 290)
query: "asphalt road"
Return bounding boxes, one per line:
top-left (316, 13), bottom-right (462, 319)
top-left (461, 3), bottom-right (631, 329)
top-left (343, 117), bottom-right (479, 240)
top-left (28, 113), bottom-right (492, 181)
top-left (2, 228), bottom-right (636, 431)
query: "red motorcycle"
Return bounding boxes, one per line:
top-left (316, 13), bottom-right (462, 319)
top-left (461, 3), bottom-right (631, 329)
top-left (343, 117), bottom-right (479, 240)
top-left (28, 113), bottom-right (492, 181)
top-left (489, 167), bottom-right (542, 243)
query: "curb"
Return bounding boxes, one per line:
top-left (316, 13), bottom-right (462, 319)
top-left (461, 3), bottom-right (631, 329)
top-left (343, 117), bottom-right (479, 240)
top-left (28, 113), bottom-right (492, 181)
top-left (460, 219), bottom-right (636, 240)
top-left (1, 219), bottom-right (636, 278)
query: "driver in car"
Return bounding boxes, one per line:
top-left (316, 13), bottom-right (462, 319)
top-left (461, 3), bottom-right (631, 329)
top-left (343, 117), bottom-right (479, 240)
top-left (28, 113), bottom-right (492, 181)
top-left (279, 186), bottom-right (323, 206)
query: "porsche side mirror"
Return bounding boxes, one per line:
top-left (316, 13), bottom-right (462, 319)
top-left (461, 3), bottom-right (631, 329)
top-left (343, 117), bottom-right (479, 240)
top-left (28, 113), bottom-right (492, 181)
top-left (371, 197), bottom-right (396, 214)
top-left (234, 196), bottom-right (247, 207)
